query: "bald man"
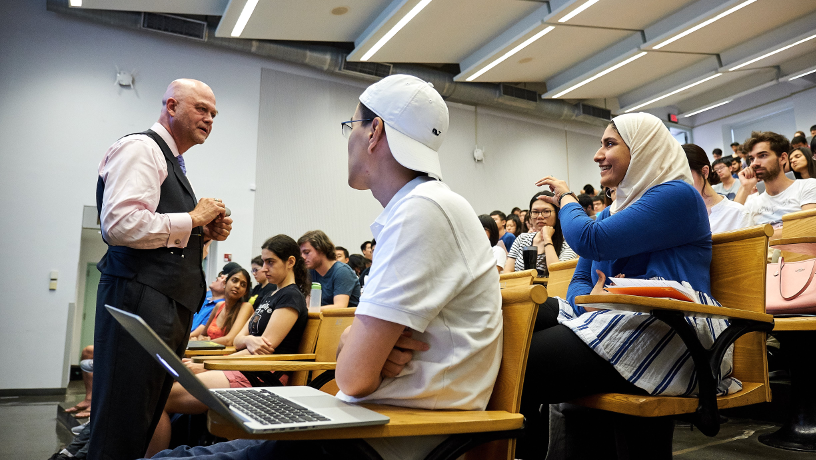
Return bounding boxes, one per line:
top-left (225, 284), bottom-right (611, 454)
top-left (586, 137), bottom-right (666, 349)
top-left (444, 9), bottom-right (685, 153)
top-left (89, 79), bottom-right (232, 460)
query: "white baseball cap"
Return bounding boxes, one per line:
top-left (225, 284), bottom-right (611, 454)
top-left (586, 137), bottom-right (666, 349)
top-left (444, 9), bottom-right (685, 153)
top-left (359, 74), bottom-right (449, 180)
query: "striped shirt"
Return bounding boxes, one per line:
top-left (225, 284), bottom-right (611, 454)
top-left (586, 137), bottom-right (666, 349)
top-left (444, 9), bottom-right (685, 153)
top-left (507, 232), bottom-right (577, 275)
top-left (556, 283), bottom-right (740, 396)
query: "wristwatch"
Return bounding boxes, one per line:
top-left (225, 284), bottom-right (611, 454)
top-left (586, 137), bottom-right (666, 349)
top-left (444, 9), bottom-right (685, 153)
top-left (558, 191), bottom-right (578, 207)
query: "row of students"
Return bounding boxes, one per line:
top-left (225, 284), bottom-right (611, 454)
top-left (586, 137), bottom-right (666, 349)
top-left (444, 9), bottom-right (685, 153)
top-left (147, 235), bottom-right (312, 456)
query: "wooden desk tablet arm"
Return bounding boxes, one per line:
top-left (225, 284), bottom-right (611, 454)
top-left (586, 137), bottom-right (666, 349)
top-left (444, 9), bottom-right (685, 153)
top-left (575, 294), bottom-right (774, 436)
top-left (192, 354), bottom-right (315, 363)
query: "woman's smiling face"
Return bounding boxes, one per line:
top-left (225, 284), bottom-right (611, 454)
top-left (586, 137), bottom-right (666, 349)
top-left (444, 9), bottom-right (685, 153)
top-left (594, 124), bottom-right (631, 189)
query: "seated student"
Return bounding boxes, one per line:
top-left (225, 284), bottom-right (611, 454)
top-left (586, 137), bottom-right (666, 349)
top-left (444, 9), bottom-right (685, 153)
top-left (684, 144), bottom-right (751, 233)
top-left (580, 183), bottom-right (596, 196)
top-left (189, 267), bottom-right (254, 346)
top-left (592, 195), bottom-right (606, 214)
top-left (145, 235), bottom-right (310, 457)
top-left (711, 157), bottom-right (740, 200)
top-left (790, 146), bottom-right (816, 179)
top-left (510, 206), bottom-right (522, 217)
top-left (64, 345), bottom-right (95, 419)
top-left (519, 113), bottom-right (738, 458)
top-left (190, 263), bottom-right (239, 333)
top-left (734, 131), bottom-right (816, 234)
top-left (334, 246), bottom-right (349, 264)
top-left (299, 230), bottom-right (361, 309)
top-left (519, 209), bottom-right (529, 232)
top-left (577, 193), bottom-right (596, 218)
top-left (712, 148), bottom-right (723, 160)
top-left (249, 256), bottom-right (276, 307)
top-left (479, 214), bottom-right (507, 273)
top-left (730, 156), bottom-right (742, 178)
top-left (147, 73), bottom-right (502, 460)
top-left (791, 135), bottom-right (809, 150)
top-left (504, 191), bottom-right (577, 276)
top-left (505, 213), bottom-right (523, 238)
top-left (347, 254), bottom-right (367, 275)
top-left (489, 210), bottom-right (516, 250)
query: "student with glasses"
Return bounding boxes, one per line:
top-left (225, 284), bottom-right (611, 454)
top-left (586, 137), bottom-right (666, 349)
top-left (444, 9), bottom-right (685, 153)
top-left (711, 158), bottom-right (740, 200)
top-left (504, 190), bottom-right (577, 275)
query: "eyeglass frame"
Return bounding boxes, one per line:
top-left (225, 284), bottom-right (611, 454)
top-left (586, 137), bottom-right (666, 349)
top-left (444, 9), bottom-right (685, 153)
top-left (529, 209), bottom-right (553, 217)
top-left (341, 119), bottom-right (373, 138)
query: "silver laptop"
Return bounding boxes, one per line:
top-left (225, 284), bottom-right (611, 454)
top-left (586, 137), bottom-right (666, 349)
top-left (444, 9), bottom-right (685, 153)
top-left (105, 305), bottom-right (389, 434)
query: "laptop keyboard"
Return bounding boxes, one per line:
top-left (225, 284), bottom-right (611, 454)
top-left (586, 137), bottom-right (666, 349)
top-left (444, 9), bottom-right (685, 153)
top-left (214, 389), bottom-right (331, 425)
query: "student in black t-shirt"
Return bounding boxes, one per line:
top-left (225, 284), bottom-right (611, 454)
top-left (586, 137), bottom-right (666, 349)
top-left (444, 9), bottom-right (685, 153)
top-left (146, 235), bottom-right (310, 457)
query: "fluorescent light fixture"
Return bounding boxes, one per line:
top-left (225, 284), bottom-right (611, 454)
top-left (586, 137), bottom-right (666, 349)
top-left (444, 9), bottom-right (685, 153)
top-left (729, 33), bottom-right (816, 70)
top-left (681, 100), bottom-right (732, 118)
top-left (231, 0), bottom-right (260, 37)
top-left (653, 0), bottom-right (756, 50)
top-left (624, 73), bottom-right (722, 113)
top-left (789, 68), bottom-right (816, 81)
top-left (362, 0), bottom-right (433, 61)
top-left (465, 26), bottom-right (555, 82)
top-left (69, 0), bottom-right (82, 6)
top-left (558, 0), bottom-right (601, 23)
top-left (551, 52), bottom-right (647, 98)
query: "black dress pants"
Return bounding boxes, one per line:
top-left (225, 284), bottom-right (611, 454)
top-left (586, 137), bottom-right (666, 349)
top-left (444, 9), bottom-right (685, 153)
top-left (88, 275), bottom-right (192, 460)
top-left (516, 298), bottom-right (644, 459)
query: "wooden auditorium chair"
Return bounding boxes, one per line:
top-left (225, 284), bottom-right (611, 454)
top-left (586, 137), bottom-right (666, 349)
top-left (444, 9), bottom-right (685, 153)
top-left (566, 225), bottom-right (775, 458)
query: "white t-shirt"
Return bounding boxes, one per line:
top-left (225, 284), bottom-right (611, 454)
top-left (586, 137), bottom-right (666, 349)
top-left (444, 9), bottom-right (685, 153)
top-left (492, 245), bottom-right (507, 270)
top-left (744, 178), bottom-right (816, 225)
top-left (709, 197), bottom-right (752, 234)
top-left (336, 176), bottom-right (503, 460)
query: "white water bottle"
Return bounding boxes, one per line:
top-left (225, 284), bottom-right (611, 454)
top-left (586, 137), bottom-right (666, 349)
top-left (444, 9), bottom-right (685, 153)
top-left (309, 282), bottom-right (322, 312)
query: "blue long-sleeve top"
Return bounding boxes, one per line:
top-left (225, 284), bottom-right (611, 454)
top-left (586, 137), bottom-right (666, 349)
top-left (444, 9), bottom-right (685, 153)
top-left (563, 180), bottom-right (712, 316)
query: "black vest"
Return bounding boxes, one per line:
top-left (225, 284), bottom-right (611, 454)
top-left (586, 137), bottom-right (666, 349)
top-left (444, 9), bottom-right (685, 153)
top-left (96, 129), bottom-right (206, 312)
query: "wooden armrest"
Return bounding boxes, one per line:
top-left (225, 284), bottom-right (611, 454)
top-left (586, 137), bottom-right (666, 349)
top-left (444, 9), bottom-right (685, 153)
top-left (533, 277), bottom-right (548, 285)
top-left (773, 317), bottom-right (816, 331)
top-left (184, 347), bottom-right (236, 357)
top-left (203, 360), bottom-right (336, 371)
top-left (574, 294), bottom-right (773, 323)
top-left (208, 404), bottom-right (524, 441)
top-left (192, 354), bottom-right (315, 363)
top-left (769, 237), bottom-right (816, 256)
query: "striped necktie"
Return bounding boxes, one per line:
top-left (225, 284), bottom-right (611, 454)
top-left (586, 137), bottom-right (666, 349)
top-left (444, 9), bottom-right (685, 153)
top-left (176, 154), bottom-right (186, 175)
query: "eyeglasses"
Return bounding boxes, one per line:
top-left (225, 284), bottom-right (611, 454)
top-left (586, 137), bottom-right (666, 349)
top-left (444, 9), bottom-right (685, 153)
top-left (341, 119), bottom-right (373, 139)
top-left (713, 166), bottom-right (729, 173)
top-left (530, 209), bottom-right (553, 217)
top-left (251, 268), bottom-right (260, 274)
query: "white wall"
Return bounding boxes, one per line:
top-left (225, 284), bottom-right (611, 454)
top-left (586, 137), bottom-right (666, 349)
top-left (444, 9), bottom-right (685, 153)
top-left (0, 2), bottom-right (605, 390)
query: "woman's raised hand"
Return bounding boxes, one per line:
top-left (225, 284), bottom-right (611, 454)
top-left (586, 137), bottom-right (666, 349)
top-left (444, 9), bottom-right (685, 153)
top-left (535, 176), bottom-right (570, 205)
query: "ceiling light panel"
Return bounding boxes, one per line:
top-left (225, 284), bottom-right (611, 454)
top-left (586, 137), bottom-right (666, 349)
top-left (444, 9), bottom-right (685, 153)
top-left (457, 26), bottom-right (632, 83)
top-left (545, 51), bottom-right (707, 100)
top-left (787, 67), bottom-right (816, 81)
top-left (624, 73), bottom-right (722, 113)
top-left (680, 100), bottom-right (732, 118)
top-left (350, 0), bottom-right (541, 63)
top-left (652, 0), bottom-right (756, 50)
top-left (729, 33), bottom-right (816, 71)
top-left (216, 0), bottom-right (389, 41)
top-left (557, 0), bottom-right (602, 23)
top-left (549, 0), bottom-right (697, 29)
top-left (646, 0), bottom-right (816, 53)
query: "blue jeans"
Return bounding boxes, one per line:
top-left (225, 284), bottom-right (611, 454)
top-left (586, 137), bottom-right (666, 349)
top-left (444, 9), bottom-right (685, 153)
top-left (148, 438), bottom-right (378, 459)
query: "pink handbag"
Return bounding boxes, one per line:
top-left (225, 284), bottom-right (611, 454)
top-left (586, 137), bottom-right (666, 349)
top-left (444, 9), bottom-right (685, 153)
top-left (766, 257), bottom-right (816, 314)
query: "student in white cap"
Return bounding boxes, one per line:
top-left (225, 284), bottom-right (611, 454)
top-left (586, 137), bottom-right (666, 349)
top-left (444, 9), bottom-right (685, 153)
top-left (146, 74), bottom-right (503, 460)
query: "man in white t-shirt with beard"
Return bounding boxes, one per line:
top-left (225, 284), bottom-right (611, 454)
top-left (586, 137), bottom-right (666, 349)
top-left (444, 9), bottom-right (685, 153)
top-left (735, 130), bottom-right (816, 236)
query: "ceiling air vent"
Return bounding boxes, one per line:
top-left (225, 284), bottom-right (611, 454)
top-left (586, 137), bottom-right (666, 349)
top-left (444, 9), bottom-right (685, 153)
top-left (578, 103), bottom-right (612, 121)
top-left (141, 13), bottom-right (207, 41)
top-left (500, 84), bottom-right (539, 103)
top-left (341, 60), bottom-right (393, 79)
